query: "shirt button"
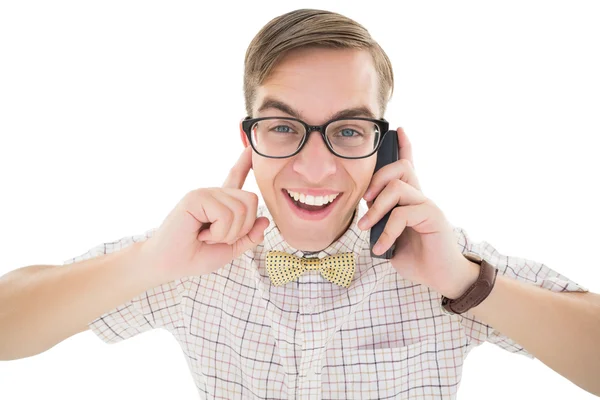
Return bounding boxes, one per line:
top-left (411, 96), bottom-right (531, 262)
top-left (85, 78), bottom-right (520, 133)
top-left (306, 367), bottom-right (316, 379)
top-left (304, 303), bottom-right (314, 313)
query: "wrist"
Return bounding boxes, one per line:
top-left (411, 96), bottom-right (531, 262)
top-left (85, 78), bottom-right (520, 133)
top-left (133, 239), bottom-right (176, 289)
top-left (444, 257), bottom-right (481, 299)
top-left (441, 253), bottom-right (499, 315)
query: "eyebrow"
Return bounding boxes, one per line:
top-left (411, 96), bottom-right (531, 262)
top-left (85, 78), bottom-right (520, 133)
top-left (256, 97), bottom-right (377, 121)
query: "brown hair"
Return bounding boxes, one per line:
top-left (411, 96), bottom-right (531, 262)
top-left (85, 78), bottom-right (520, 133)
top-left (243, 9), bottom-right (394, 118)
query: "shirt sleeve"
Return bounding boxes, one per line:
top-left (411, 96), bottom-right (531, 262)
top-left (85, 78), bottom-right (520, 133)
top-left (451, 226), bottom-right (589, 359)
top-left (62, 228), bottom-right (186, 344)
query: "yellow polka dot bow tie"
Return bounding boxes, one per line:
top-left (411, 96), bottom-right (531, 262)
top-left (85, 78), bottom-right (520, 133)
top-left (265, 251), bottom-right (356, 288)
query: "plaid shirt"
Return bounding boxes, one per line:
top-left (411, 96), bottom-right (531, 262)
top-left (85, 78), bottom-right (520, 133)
top-left (63, 200), bottom-right (587, 399)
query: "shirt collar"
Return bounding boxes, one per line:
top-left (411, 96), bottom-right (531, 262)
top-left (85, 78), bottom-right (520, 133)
top-left (257, 200), bottom-right (369, 259)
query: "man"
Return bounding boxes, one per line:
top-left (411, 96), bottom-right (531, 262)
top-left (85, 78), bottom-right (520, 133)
top-left (1, 8), bottom-right (598, 399)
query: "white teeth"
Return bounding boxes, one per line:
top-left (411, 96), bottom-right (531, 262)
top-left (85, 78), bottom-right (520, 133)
top-left (285, 190), bottom-right (340, 206)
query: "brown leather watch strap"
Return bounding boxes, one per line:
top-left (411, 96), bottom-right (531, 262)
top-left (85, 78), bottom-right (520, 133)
top-left (441, 253), bottom-right (498, 315)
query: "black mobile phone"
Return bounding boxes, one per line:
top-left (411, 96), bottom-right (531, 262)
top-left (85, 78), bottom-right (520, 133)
top-left (369, 129), bottom-right (399, 259)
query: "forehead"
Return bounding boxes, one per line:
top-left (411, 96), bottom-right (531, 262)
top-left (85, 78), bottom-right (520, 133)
top-left (254, 47), bottom-right (379, 123)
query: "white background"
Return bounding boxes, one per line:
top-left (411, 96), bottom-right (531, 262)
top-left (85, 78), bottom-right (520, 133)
top-left (1, 1), bottom-right (599, 399)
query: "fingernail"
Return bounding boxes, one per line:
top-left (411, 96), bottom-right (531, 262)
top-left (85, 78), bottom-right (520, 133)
top-left (373, 243), bottom-right (383, 254)
top-left (358, 215), bottom-right (369, 230)
top-left (363, 190), bottom-right (372, 200)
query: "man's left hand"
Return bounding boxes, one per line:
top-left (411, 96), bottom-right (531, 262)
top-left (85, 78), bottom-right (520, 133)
top-left (358, 127), bottom-right (479, 299)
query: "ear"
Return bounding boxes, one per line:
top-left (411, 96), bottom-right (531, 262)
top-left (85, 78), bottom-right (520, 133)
top-left (239, 120), bottom-right (250, 148)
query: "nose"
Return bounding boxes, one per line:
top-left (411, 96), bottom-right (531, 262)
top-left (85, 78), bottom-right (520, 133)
top-left (292, 131), bottom-right (337, 183)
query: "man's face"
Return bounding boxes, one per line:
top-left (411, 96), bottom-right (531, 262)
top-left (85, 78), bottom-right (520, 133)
top-left (244, 47), bottom-right (381, 251)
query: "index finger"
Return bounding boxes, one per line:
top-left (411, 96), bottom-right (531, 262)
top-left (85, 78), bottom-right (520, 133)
top-left (396, 127), bottom-right (414, 169)
top-left (222, 146), bottom-right (253, 189)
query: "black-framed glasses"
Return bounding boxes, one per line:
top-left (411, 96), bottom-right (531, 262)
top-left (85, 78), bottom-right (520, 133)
top-left (241, 116), bottom-right (390, 159)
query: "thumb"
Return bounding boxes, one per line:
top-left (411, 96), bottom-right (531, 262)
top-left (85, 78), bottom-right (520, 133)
top-left (232, 217), bottom-right (269, 256)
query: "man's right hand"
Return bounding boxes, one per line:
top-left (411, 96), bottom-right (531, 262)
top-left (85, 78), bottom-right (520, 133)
top-left (139, 146), bottom-right (269, 283)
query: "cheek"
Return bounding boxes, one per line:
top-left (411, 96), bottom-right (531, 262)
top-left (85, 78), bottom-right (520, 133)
top-left (344, 159), bottom-right (376, 190)
top-left (252, 155), bottom-right (285, 190)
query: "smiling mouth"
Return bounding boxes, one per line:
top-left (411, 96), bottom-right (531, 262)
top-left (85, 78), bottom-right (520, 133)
top-left (283, 189), bottom-right (341, 212)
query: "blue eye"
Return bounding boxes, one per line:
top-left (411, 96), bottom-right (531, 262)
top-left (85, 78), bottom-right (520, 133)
top-left (274, 125), bottom-right (293, 133)
top-left (340, 129), bottom-right (358, 137)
